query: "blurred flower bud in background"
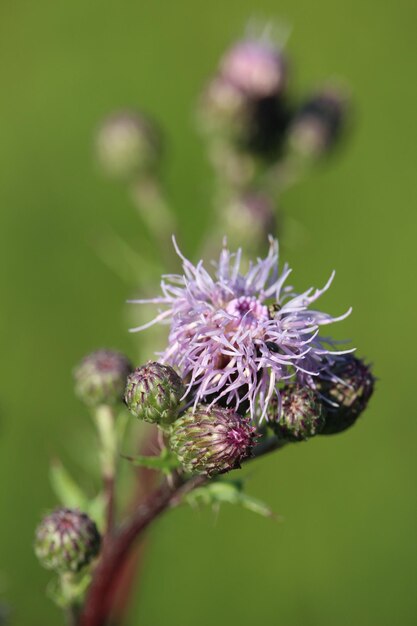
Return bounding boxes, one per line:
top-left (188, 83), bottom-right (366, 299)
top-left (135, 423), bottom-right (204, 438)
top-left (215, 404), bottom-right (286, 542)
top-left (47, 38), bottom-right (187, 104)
top-left (287, 85), bottom-right (349, 159)
top-left (220, 39), bottom-right (287, 99)
top-left (96, 111), bottom-right (162, 181)
top-left (74, 350), bottom-right (132, 407)
top-left (198, 35), bottom-right (291, 169)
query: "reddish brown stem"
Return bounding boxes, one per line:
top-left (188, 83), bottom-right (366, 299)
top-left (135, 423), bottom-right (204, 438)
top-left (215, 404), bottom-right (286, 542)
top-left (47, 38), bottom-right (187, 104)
top-left (103, 475), bottom-right (115, 540)
top-left (79, 475), bottom-right (205, 626)
top-left (79, 437), bottom-right (285, 626)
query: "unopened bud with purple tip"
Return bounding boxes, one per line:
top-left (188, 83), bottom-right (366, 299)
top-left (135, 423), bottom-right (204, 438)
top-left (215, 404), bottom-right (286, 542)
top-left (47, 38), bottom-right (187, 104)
top-left (74, 350), bottom-right (132, 407)
top-left (318, 356), bottom-right (374, 435)
top-left (269, 385), bottom-right (325, 441)
top-left (169, 404), bottom-right (256, 476)
top-left (34, 508), bottom-right (101, 574)
top-left (124, 361), bottom-right (184, 426)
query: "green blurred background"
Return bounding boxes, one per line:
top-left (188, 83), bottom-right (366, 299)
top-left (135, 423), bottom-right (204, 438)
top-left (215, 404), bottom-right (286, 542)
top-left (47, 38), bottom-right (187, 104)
top-left (0, 0), bottom-right (416, 624)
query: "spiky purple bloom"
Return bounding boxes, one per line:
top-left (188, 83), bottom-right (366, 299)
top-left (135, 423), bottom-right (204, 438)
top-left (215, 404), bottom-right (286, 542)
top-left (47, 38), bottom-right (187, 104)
top-left (130, 239), bottom-right (352, 423)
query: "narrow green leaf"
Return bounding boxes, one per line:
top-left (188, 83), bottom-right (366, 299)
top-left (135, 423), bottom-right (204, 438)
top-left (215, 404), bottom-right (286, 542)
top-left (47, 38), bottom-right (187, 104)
top-left (122, 448), bottom-right (180, 475)
top-left (185, 480), bottom-right (278, 520)
top-left (49, 460), bottom-right (89, 511)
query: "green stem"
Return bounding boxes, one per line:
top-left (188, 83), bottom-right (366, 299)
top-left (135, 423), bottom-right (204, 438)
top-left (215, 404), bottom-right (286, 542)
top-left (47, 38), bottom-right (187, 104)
top-left (130, 176), bottom-right (177, 268)
top-left (94, 405), bottom-right (118, 536)
top-left (66, 604), bottom-right (81, 626)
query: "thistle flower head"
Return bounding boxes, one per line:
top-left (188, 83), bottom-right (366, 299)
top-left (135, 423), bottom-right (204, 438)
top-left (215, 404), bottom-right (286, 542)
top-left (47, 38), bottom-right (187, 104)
top-left (131, 238), bottom-right (352, 423)
top-left (268, 384), bottom-right (325, 441)
top-left (318, 355), bottom-right (374, 434)
top-left (124, 361), bottom-right (184, 426)
top-left (34, 508), bottom-right (101, 574)
top-left (74, 349), bottom-right (132, 407)
top-left (169, 404), bottom-right (256, 476)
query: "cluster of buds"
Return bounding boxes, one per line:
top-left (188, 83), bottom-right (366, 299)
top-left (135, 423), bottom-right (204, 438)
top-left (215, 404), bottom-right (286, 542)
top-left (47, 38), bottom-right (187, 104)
top-left (197, 33), bottom-right (349, 258)
top-left (199, 39), bottom-right (289, 161)
top-left (199, 36), bottom-right (347, 168)
top-left (35, 508), bottom-right (101, 574)
top-left (123, 361), bottom-right (257, 476)
top-left (268, 355), bottom-right (374, 441)
top-left (123, 355), bottom-right (374, 475)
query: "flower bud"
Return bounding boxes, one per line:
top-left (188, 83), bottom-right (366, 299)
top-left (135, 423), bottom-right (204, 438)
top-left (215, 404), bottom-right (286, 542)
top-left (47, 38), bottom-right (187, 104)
top-left (169, 404), bottom-right (256, 476)
top-left (34, 508), bottom-right (101, 573)
top-left (269, 385), bottom-right (325, 441)
top-left (96, 111), bottom-right (161, 180)
top-left (318, 356), bottom-right (374, 435)
top-left (220, 40), bottom-right (287, 99)
top-left (74, 350), bottom-right (132, 407)
top-left (288, 86), bottom-right (348, 158)
top-left (198, 76), bottom-right (249, 141)
top-left (124, 361), bottom-right (184, 426)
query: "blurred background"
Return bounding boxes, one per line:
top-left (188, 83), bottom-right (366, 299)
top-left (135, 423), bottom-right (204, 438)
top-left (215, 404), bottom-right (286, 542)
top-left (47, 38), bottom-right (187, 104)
top-left (0, 0), bottom-right (416, 624)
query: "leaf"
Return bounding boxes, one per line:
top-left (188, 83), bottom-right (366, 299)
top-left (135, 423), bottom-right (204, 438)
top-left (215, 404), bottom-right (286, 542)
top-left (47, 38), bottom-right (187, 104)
top-left (122, 448), bottom-right (180, 475)
top-left (49, 460), bottom-right (90, 511)
top-left (87, 493), bottom-right (106, 533)
top-left (49, 460), bottom-right (105, 529)
top-left (185, 480), bottom-right (279, 520)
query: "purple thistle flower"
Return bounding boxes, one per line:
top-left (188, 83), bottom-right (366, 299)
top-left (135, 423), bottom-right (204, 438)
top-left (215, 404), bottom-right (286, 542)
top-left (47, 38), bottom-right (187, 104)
top-left (130, 238), bottom-right (352, 423)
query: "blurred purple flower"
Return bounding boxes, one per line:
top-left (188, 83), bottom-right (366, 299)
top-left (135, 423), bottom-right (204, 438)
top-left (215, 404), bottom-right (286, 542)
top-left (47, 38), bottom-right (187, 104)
top-left (131, 238), bottom-right (352, 422)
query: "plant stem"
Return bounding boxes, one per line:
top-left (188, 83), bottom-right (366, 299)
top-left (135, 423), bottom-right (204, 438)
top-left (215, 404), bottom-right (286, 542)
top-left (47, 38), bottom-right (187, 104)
top-left (79, 474), bottom-right (205, 626)
top-left (66, 605), bottom-right (81, 626)
top-left (78, 437), bottom-right (287, 626)
top-left (94, 405), bottom-right (117, 538)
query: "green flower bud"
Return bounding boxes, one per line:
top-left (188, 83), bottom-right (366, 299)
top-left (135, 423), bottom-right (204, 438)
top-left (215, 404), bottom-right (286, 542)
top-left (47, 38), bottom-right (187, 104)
top-left (269, 385), bottom-right (325, 441)
top-left (74, 350), bottom-right (132, 407)
top-left (34, 508), bottom-right (101, 574)
top-left (319, 356), bottom-right (375, 435)
top-left (96, 111), bottom-right (161, 181)
top-left (169, 404), bottom-right (256, 476)
top-left (124, 361), bottom-right (184, 426)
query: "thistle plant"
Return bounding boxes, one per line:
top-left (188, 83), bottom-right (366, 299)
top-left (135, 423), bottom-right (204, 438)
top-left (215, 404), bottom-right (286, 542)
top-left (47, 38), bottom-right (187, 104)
top-left (33, 24), bottom-right (375, 626)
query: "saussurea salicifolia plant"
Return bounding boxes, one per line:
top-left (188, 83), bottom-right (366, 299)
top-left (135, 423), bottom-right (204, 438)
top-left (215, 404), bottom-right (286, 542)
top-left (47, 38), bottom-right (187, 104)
top-left (34, 26), bottom-right (374, 626)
